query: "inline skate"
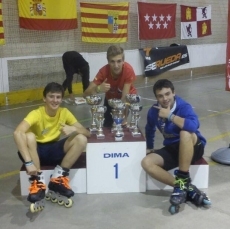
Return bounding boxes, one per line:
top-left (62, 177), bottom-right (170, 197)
top-left (27, 172), bottom-right (46, 213)
top-left (187, 184), bottom-right (211, 207)
top-left (46, 165), bottom-right (74, 208)
top-left (169, 170), bottom-right (190, 214)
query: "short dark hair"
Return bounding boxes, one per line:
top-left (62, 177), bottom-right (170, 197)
top-left (153, 79), bottom-right (175, 96)
top-left (43, 82), bottom-right (64, 98)
top-left (107, 45), bottom-right (124, 61)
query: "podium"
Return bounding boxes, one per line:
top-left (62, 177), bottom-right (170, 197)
top-left (86, 128), bottom-right (146, 194)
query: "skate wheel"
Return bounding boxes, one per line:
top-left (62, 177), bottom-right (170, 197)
top-left (169, 205), bottom-right (180, 215)
top-left (203, 198), bottom-right (212, 206)
top-left (64, 198), bottom-right (73, 208)
top-left (51, 198), bottom-right (57, 203)
top-left (30, 203), bottom-right (40, 213)
top-left (45, 196), bottom-right (50, 201)
top-left (58, 200), bottom-right (64, 206)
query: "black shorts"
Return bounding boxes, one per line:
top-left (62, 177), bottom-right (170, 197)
top-left (154, 138), bottom-right (204, 171)
top-left (18, 138), bottom-right (67, 166)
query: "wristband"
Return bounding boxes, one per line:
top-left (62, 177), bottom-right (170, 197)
top-left (24, 160), bottom-right (33, 167)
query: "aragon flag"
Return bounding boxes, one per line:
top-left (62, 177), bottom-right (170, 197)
top-left (0, 0), bottom-right (5, 45)
top-left (80, 2), bottom-right (129, 43)
top-left (18, 0), bottom-right (77, 30)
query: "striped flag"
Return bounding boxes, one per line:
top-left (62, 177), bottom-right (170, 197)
top-left (80, 2), bottom-right (129, 43)
top-left (0, 0), bottom-right (5, 45)
top-left (181, 5), bottom-right (212, 39)
top-left (18, 0), bottom-right (77, 30)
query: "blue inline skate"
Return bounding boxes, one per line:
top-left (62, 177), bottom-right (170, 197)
top-left (169, 170), bottom-right (211, 214)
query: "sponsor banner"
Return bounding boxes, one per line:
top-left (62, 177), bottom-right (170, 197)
top-left (139, 45), bottom-right (189, 77)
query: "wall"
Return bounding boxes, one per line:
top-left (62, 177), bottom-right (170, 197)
top-left (0, 0), bottom-right (228, 103)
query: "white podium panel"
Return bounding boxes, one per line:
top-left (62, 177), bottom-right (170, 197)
top-left (86, 129), bottom-right (146, 194)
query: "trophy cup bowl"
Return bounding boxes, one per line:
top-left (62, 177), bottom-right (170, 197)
top-left (95, 105), bottom-right (107, 139)
top-left (126, 94), bottom-right (141, 104)
top-left (126, 94), bottom-right (141, 130)
top-left (130, 103), bottom-right (143, 137)
top-left (108, 99), bottom-right (126, 141)
top-left (85, 95), bottom-right (102, 133)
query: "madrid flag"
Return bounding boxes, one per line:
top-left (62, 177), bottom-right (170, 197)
top-left (138, 2), bottom-right (176, 40)
top-left (181, 5), bottom-right (212, 39)
top-left (18, 0), bottom-right (77, 30)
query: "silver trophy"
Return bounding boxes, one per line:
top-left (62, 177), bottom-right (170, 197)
top-left (126, 94), bottom-right (141, 130)
top-left (129, 103), bottom-right (143, 137)
top-left (85, 95), bottom-right (102, 133)
top-left (95, 105), bottom-right (107, 139)
top-left (108, 99), bottom-right (126, 141)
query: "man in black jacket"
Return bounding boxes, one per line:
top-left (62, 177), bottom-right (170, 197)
top-left (62, 51), bottom-right (90, 103)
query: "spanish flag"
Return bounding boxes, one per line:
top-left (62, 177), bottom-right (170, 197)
top-left (0, 0), bottom-right (5, 45)
top-left (80, 2), bottom-right (129, 43)
top-left (18, 0), bottom-right (77, 30)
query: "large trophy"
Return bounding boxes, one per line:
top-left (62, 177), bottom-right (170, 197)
top-left (129, 103), bottom-right (143, 137)
top-left (126, 94), bottom-right (141, 130)
top-left (95, 105), bottom-right (107, 139)
top-left (85, 95), bottom-right (102, 133)
top-left (108, 99), bottom-right (126, 141)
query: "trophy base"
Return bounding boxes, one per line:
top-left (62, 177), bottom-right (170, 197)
top-left (89, 127), bottom-right (98, 134)
top-left (111, 127), bottom-right (117, 133)
top-left (96, 133), bottom-right (105, 139)
top-left (131, 131), bottom-right (141, 137)
top-left (115, 135), bottom-right (123, 141)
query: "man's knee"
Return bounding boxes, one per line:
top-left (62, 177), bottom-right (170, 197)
top-left (73, 134), bottom-right (88, 147)
top-left (26, 132), bottom-right (36, 143)
top-left (180, 131), bottom-right (197, 145)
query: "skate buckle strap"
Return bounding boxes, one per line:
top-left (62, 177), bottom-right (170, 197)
top-left (29, 180), bottom-right (46, 194)
top-left (50, 176), bottom-right (71, 189)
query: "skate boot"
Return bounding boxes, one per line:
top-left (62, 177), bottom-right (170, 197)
top-left (46, 165), bottom-right (74, 208)
top-left (27, 172), bottom-right (46, 213)
top-left (169, 170), bottom-right (190, 215)
top-left (187, 184), bottom-right (211, 207)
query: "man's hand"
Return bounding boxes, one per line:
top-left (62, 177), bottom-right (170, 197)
top-left (153, 105), bottom-right (171, 119)
top-left (100, 78), bottom-right (110, 92)
top-left (26, 164), bottom-right (38, 176)
top-left (60, 124), bottom-right (76, 136)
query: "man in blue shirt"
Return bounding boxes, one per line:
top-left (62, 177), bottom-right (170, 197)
top-left (141, 79), bottom-right (211, 214)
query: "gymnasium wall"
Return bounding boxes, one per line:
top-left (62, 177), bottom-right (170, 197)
top-left (0, 0), bottom-right (228, 104)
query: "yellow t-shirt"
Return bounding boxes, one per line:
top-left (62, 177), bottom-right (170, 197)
top-left (24, 106), bottom-right (77, 143)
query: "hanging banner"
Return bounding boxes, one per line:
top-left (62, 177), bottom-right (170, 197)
top-left (139, 45), bottom-right (189, 77)
top-left (226, 0), bottom-right (230, 91)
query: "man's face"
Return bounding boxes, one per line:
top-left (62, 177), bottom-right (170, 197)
top-left (43, 92), bottom-right (62, 111)
top-left (155, 87), bottom-right (175, 109)
top-left (108, 54), bottom-right (124, 76)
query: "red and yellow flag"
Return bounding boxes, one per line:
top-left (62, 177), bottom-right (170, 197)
top-left (0, 0), bottom-right (5, 45)
top-left (80, 2), bottom-right (129, 43)
top-left (18, 0), bottom-right (77, 30)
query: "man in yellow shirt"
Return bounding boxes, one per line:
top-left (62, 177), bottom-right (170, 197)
top-left (14, 82), bottom-right (90, 212)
